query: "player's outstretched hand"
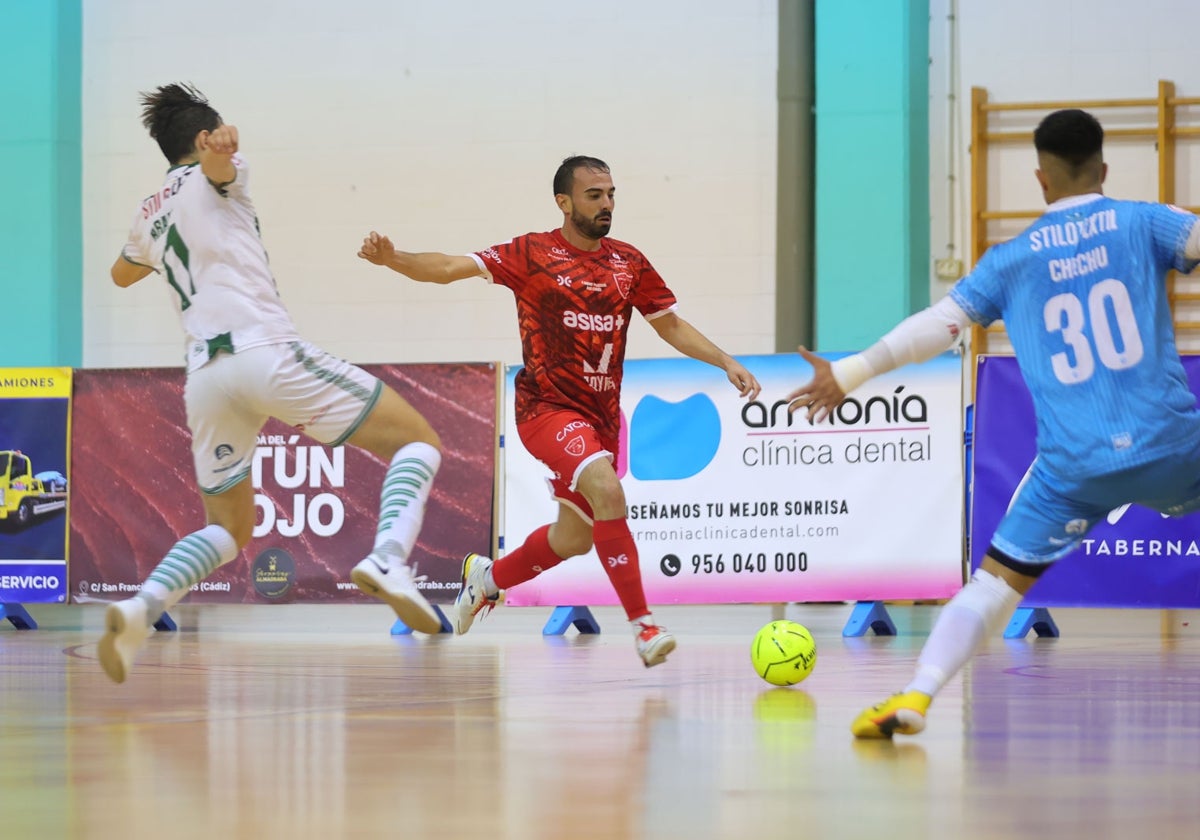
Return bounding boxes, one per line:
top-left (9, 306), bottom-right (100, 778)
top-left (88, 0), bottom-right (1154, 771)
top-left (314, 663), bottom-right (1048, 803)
top-left (358, 231), bottom-right (396, 266)
top-left (785, 346), bottom-right (845, 423)
top-left (725, 360), bottom-right (761, 400)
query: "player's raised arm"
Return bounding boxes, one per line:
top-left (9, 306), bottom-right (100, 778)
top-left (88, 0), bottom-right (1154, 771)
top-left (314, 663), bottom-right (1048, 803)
top-left (357, 231), bottom-right (483, 284)
top-left (787, 294), bottom-right (972, 422)
top-left (197, 123), bottom-right (238, 188)
top-left (648, 311), bottom-right (761, 399)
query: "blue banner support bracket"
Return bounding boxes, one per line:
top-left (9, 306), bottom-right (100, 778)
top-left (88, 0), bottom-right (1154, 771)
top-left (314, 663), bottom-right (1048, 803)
top-left (391, 604), bottom-right (453, 636)
top-left (1004, 606), bottom-right (1060, 639)
top-left (0, 603), bottom-right (37, 630)
top-left (542, 605), bottom-right (601, 636)
top-left (842, 601), bottom-right (897, 637)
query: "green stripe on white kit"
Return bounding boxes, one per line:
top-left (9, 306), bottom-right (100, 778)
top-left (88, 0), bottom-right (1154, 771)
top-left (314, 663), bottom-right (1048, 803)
top-left (332, 380), bottom-right (382, 447)
top-left (376, 458), bottom-right (436, 538)
top-left (289, 341), bottom-right (374, 402)
top-left (201, 464), bottom-right (252, 496)
top-left (147, 532), bottom-right (225, 591)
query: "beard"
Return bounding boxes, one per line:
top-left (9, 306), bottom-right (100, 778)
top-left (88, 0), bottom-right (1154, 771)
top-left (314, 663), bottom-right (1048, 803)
top-left (572, 208), bottom-right (612, 239)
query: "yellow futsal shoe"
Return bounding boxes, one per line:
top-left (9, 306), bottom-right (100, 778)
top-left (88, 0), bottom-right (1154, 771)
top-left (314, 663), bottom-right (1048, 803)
top-left (851, 690), bottom-right (932, 739)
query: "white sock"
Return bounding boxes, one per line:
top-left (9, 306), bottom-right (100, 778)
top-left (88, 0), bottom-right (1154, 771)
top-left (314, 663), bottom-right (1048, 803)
top-left (905, 567), bottom-right (1022, 697)
top-left (630, 614), bottom-right (654, 634)
top-left (136, 524), bottom-right (239, 626)
top-left (374, 442), bottom-right (441, 562)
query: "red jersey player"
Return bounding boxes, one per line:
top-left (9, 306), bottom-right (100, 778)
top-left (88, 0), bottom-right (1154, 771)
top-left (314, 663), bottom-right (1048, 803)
top-left (358, 156), bottom-right (760, 666)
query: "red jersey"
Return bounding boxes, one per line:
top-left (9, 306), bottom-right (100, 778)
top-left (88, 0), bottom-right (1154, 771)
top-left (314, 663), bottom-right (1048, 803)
top-left (473, 229), bottom-right (677, 439)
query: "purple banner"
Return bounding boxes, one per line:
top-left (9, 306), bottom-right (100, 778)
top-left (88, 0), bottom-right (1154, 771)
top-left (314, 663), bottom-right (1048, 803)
top-left (972, 355), bottom-right (1200, 607)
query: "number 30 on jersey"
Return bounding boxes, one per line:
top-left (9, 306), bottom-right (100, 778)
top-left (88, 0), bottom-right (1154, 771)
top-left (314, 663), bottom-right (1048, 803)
top-left (1044, 278), bottom-right (1144, 384)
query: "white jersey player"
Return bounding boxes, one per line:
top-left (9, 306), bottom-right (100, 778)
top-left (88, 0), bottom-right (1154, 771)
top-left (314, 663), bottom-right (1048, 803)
top-left (121, 152), bottom-right (299, 375)
top-left (98, 83), bottom-right (450, 684)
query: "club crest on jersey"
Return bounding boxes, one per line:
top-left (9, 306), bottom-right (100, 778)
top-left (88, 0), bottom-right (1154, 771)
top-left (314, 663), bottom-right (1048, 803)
top-left (564, 435), bottom-right (587, 457)
top-left (612, 271), bottom-right (632, 299)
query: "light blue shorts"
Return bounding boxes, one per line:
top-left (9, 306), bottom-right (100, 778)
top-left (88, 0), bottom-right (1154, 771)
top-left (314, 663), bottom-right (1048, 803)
top-left (991, 443), bottom-right (1200, 566)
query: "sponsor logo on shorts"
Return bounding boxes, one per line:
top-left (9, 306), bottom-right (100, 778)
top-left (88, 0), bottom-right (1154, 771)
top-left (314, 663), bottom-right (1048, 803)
top-left (564, 435), bottom-right (586, 457)
top-left (1065, 518), bottom-right (1088, 535)
top-left (555, 420), bottom-right (589, 442)
top-left (214, 443), bottom-right (234, 460)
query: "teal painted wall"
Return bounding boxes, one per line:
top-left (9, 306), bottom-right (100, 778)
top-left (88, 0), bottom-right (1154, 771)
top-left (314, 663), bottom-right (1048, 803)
top-left (814, 0), bottom-right (929, 352)
top-left (0, 1), bottom-right (82, 367)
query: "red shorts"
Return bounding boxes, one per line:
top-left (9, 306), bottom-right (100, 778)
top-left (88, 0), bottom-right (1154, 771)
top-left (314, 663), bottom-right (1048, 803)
top-left (517, 410), bottom-right (618, 523)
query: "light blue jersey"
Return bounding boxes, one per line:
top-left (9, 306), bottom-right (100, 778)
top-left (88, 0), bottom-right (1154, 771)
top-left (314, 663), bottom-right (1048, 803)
top-left (953, 195), bottom-right (1200, 478)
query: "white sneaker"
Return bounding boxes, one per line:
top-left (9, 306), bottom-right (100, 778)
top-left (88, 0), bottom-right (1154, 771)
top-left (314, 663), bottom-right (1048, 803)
top-left (351, 546), bottom-right (443, 634)
top-left (97, 598), bottom-right (153, 684)
top-left (634, 620), bottom-right (676, 668)
top-left (452, 553), bottom-right (498, 635)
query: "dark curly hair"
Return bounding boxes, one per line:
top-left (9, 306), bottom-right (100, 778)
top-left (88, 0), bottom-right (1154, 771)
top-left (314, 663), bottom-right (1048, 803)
top-left (139, 83), bottom-right (222, 164)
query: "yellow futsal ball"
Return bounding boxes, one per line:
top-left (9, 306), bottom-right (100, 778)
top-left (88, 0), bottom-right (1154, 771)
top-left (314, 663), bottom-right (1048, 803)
top-left (751, 620), bottom-right (817, 686)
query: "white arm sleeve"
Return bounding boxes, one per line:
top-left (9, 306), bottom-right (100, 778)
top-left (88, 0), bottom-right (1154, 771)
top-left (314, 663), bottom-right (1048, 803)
top-left (830, 295), bottom-right (972, 393)
top-left (1187, 219), bottom-right (1200, 260)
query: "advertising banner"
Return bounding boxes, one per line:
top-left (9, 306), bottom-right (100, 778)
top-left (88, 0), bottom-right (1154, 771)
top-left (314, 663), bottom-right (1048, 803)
top-left (0, 367), bottom-right (72, 604)
top-left (502, 352), bottom-right (965, 606)
top-left (68, 363), bottom-right (497, 605)
top-left (972, 354), bottom-right (1200, 607)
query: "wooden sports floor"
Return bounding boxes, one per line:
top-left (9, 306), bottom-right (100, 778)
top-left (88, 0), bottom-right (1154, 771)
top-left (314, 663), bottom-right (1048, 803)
top-left (2, 602), bottom-right (1199, 840)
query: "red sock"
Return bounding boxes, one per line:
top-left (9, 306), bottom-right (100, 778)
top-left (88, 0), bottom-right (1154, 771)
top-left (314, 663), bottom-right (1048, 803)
top-left (593, 517), bottom-right (648, 620)
top-left (492, 525), bottom-right (564, 590)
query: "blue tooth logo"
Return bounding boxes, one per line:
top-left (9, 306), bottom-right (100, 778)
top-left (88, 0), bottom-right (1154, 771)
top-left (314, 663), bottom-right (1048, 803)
top-left (629, 393), bottom-right (721, 480)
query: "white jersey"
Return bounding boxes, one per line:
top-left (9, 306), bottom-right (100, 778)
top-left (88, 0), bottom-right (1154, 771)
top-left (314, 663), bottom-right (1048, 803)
top-left (121, 155), bottom-right (301, 371)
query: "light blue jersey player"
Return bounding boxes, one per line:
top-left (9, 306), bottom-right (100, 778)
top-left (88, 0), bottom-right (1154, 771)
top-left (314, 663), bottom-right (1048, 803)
top-left (786, 109), bottom-right (1200, 739)
top-left (954, 196), bottom-right (1200, 479)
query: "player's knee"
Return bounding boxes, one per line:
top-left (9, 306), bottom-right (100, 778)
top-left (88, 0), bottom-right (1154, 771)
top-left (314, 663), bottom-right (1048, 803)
top-left (580, 478), bottom-right (625, 519)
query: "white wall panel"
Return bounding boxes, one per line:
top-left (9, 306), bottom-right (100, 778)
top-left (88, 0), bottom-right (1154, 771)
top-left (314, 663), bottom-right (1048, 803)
top-left (83, 0), bottom-right (778, 368)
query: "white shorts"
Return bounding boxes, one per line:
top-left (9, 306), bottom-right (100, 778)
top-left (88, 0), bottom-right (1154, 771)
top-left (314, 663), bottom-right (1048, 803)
top-left (185, 340), bottom-right (382, 495)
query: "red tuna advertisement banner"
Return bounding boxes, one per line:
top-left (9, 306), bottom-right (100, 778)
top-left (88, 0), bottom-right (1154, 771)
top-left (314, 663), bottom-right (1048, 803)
top-left (68, 364), bottom-right (497, 605)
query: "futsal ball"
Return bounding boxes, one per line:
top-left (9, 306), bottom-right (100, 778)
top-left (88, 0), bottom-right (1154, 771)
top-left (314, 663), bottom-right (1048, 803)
top-left (751, 620), bottom-right (817, 686)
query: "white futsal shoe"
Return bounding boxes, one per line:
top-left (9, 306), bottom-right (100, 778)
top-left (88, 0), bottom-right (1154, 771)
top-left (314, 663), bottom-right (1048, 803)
top-left (351, 542), bottom-right (443, 634)
top-left (452, 553), bottom-right (499, 635)
top-left (98, 597), bottom-right (153, 684)
top-left (634, 620), bottom-right (676, 668)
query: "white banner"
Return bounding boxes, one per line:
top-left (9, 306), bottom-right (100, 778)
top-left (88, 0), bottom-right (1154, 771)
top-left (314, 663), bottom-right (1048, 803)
top-left (502, 352), bottom-right (965, 606)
